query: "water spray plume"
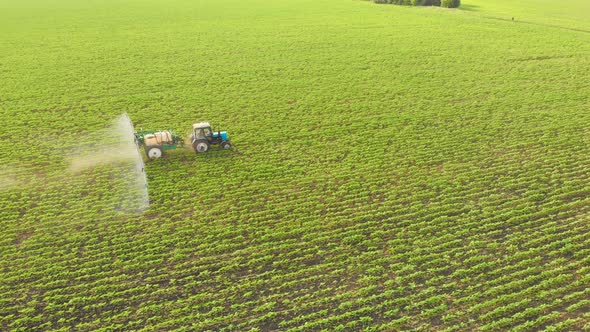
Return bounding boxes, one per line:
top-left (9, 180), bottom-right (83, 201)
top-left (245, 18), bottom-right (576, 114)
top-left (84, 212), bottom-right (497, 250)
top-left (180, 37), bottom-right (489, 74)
top-left (0, 176), bottom-right (18, 191)
top-left (66, 113), bottom-right (150, 212)
top-left (0, 166), bottom-right (25, 191)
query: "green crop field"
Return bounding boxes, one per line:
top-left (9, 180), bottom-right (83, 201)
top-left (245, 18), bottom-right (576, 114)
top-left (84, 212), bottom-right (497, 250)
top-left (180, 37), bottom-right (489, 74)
top-left (1, 0), bottom-right (589, 330)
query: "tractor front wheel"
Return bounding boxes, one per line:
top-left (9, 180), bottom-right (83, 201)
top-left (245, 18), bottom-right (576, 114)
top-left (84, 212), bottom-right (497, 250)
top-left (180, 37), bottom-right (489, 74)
top-left (221, 141), bottom-right (231, 150)
top-left (146, 146), bottom-right (163, 159)
top-left (193, 140), bottom-right (210, 153)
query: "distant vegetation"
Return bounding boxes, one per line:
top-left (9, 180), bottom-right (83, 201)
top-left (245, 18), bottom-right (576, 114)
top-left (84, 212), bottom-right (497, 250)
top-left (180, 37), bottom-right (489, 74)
top-left (374, 0), bottom-right (460, 8)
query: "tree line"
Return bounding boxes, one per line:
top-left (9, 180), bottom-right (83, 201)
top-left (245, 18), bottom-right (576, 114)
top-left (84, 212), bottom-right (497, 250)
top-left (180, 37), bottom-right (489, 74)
top-left (374, 0), bottom-right (461, 8)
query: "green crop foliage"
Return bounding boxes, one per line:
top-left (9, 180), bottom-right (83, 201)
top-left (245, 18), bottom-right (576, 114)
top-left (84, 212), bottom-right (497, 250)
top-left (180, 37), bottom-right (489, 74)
top-left (1, 0), bottom-right (589, 330)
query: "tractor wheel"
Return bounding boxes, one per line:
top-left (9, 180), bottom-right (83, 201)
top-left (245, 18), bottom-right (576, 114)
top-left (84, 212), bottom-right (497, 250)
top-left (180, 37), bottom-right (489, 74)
top-left (146, 146), bottom-right (163, 159)
top-left (193, 140), bottom-right (210, 153)
top-left (221, 141), bottom-right (231, 150)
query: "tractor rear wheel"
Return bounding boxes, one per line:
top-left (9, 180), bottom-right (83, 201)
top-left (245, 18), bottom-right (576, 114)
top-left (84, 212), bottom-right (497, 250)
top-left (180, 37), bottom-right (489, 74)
top-left (146, 146), bottom-right (163, 159)
top-left (193, 140), bottom-right (210, 153)
top-left (221, 141), bottom-right (231, 150)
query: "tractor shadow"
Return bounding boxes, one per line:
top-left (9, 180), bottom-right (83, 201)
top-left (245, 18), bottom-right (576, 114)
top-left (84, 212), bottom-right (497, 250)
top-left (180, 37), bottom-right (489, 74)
top-left (172, 146), bottom-right (242, 163)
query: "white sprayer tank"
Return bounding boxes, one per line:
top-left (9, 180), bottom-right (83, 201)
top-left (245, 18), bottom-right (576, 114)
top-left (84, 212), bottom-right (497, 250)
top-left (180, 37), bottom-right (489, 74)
top-left (144, 131), bottom-right (173, 146)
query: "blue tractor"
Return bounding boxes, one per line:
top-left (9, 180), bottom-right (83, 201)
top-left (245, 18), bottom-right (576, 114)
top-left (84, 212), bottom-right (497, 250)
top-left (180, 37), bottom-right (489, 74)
top-left (190, 122), bottom-right (232, 153)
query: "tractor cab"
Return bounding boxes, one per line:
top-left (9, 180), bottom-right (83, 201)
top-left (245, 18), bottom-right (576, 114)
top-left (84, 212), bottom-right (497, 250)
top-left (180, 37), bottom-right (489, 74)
top-left (191, 122), bottom-right (231, 153)
top-left (192, 122), bottom-right (213, 140)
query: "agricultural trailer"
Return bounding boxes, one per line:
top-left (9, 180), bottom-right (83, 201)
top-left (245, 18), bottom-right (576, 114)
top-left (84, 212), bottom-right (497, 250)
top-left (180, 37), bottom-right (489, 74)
top-left (134, 122), bottom-right (232, 159)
